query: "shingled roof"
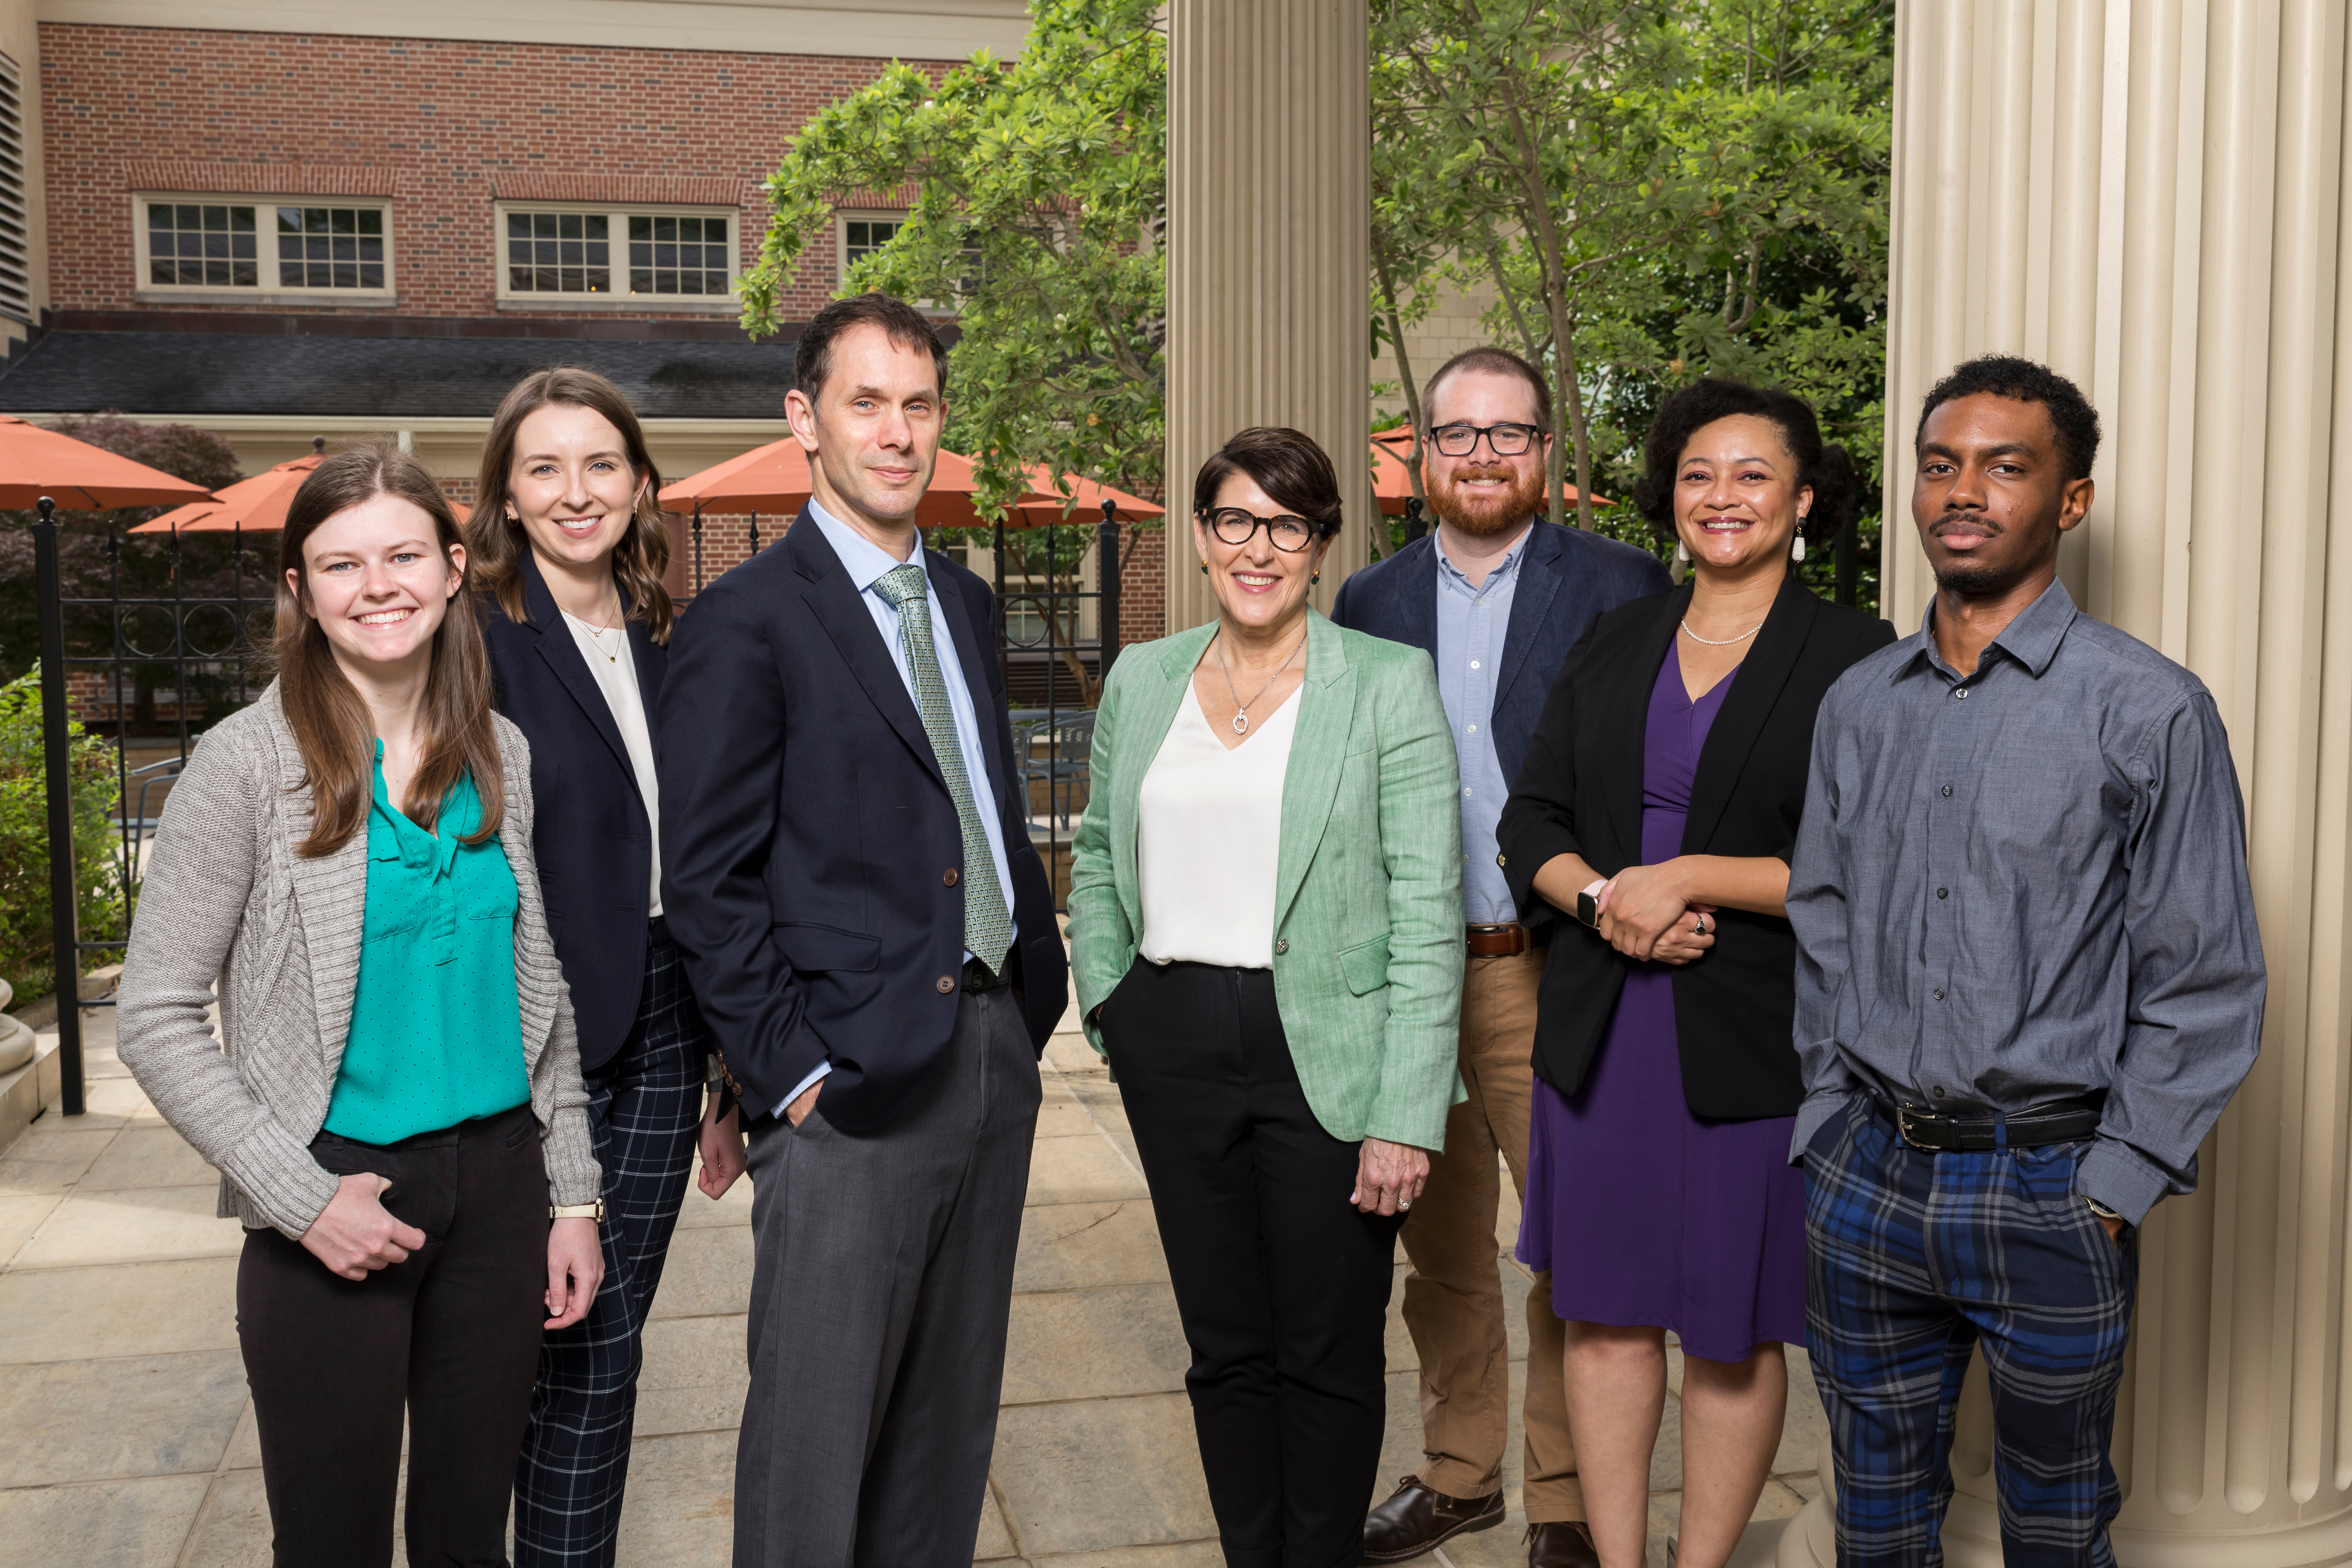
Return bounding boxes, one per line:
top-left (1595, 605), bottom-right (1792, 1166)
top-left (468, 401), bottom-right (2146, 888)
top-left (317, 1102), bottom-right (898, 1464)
top-left (0, 325), bottom-right (798, 418)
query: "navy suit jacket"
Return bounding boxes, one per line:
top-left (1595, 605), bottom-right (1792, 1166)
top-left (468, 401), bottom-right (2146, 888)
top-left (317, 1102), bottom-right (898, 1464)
top-left (481, 550), bottom-right (667, 1073)
top-left (656, 507), bottom-right (1069, 1132)
top-left (1331, 517), bottom-right (1671, 787)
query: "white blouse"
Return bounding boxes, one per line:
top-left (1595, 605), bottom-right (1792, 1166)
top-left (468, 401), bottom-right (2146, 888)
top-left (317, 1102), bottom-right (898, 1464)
top-left (1136, 684), bottom-right (1301, 969)
top-left (560, 610), bottom-right (663, 917)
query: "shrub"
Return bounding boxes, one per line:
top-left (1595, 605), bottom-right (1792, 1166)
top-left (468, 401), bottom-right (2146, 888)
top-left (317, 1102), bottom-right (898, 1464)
top-left (0, 667), bottom-right (127, 1004)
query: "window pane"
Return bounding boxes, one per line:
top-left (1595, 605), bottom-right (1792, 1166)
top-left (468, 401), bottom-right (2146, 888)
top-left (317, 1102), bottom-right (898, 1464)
top-left (558, 213), bottom-right (582, 240)
top-left (175, 204), bottom-right (201, 230)
top-left (585, 216), bottom-right (607, 240)
top-left (535, 213), bottom-right (558, 239)
top-left (201, 205), bottom-right (228, 229)
top-left (306, 208), bottom-right (329, 234)
top-left (508, 213), bottom-right (530, 239)
top-left (360, 263), bottom-right (384, 288)
top-left (587, 267), bottom-right (608, 292)
top-left (629, 268), bottom-right (652, 294)
top-left (279, 261), bottom-right (302, 288)
top-left (333, 263), bottom-right (356, 288)
top-left (147, 203), bottom-right (171, 229)
top-left (203, 258), bottom-right (229, 286)
top-left (232, 259), bottom-right (258, 287)
top-left (630, 215), bottom-right (651, 241)
top-left (358, 210), bottom-right (381, 236)
top-left (329, 209), bottom-right (354, 236)
top-left (510, 265), bottom-right (534, 292)
top-left (585, 240), bottom-right (607, 265)
top-left (149, 258), bottom-right (173, 284)
top-left (278, 208), bottom-right (301, 234)
top-left (232, 234), bottom-right (256, 259)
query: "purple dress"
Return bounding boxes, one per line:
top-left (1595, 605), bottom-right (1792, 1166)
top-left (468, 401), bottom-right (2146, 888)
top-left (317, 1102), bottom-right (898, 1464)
top-left (1515, 641), bottom-right (1810, 1362)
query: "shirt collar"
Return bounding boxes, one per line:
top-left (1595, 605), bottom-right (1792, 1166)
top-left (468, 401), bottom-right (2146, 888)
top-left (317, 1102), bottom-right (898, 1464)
top-left (1433, 521), bottom-right (1533, 592)
top-left (1897, 575), bottom-right (2080, 683)
top-left (806, 494), bottom-right (928, 597)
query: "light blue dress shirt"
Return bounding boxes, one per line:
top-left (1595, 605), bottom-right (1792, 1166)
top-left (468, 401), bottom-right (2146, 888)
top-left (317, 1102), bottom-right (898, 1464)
top-left (777, 499), bottom-right (1019, 1116)
top-left (1434, 526), bottom-right (1531, 925)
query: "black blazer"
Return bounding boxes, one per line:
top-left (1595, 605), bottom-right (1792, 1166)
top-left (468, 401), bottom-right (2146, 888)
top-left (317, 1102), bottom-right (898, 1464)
top-left (1496, 573), bottom-right (1895, 1119)
top-left (656, 508), bottom-right (1069, 1132)
top-left (481, 550), bottom-right (667, 1074)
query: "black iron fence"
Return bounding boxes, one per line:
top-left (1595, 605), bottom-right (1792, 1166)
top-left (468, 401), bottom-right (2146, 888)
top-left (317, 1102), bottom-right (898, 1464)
top-left (32, 498), bottom-right (270, 1118)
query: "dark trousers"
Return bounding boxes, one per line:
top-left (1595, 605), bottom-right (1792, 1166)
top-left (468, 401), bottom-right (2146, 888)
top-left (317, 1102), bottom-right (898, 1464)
top-left (238, 1103), bottom-right (550, 1568)
top-left (733, 983), bottom-right (1041, 1568)
top-left (514, 919), bottom-right (709, 1567)
top-left (1102, 960), bottom-right (1404, 1568)
top-left (1804, 1097), bottom-right (2138, 1568)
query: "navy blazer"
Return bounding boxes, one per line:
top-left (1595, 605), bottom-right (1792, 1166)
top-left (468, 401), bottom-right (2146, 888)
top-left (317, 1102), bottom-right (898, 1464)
top-left (1331, 517), bottom-right (1671, 932)
top-left (656, 507), bottom-right (1069, 1132)
top-left (480, 550), bottom-right (667, 1074)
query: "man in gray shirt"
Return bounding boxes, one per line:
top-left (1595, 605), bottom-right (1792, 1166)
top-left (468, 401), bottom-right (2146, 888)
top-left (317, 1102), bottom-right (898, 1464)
top-left (1786, 356), bottom-right (2264, 1568)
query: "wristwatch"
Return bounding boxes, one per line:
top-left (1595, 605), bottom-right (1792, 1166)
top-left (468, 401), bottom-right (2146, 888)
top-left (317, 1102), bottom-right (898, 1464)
top-left (550, 1200), bottom-right (606, 1223)
top-left (1575, 878), bottom-right (1608, 929)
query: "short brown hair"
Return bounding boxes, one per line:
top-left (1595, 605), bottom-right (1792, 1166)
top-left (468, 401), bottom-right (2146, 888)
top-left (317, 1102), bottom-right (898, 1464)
top-left (796, 292), bottom-right (949, 403)
top-left (1191, 427), bottom-right (1345, 539)
top-left (275, 443), bottom-right (503, 858)
top-left (466, 366), bottom-right (674, 644)
top-left (1423, 345), bottom-right (1552, 436)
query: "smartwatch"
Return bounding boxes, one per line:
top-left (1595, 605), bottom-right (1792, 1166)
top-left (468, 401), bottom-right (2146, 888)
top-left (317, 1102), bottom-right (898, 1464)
top-left (1575, 878), bottom-right (1608, 929)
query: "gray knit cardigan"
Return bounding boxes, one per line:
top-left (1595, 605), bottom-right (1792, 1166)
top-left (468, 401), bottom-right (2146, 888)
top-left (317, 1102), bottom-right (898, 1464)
top-left (116, 682), bottom-right (601, 1238)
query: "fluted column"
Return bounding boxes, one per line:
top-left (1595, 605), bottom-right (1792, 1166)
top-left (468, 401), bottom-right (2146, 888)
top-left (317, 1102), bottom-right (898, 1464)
top-left (1164, 0), bottom-right (1371, 632)
top-left (1783, 2), bottom-right (2352, 1564)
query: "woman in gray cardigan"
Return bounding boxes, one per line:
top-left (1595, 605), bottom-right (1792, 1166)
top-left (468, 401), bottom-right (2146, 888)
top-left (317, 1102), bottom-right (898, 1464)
top-left (118, 444), bottom-right (602, 1568)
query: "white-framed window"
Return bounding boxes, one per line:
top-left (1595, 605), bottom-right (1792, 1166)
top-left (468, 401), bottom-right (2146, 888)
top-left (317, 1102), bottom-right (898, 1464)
top-left (837, 212), bottom-right (980, 310)
top-left (495, 203), bottom-right (738, 300)
top-left (134, 196), bottom-right (394, 295)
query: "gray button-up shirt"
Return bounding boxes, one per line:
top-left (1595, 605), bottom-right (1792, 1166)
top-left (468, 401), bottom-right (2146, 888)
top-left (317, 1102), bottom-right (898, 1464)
top-left (1435, 526), bottom-right (1530, 925)
top-left (1786, 579), bottom-right (2265, 1225)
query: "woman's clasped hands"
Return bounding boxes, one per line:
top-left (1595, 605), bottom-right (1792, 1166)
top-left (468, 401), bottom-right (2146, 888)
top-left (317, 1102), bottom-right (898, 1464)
top-left (1591, 859), bottom-right (1718, 965)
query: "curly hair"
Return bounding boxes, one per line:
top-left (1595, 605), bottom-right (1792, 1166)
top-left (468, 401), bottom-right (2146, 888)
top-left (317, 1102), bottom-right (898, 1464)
top-left (1630, 379), bottom-right (1858, 549)
top-left (1914, 355), bottom-right (2102, 483)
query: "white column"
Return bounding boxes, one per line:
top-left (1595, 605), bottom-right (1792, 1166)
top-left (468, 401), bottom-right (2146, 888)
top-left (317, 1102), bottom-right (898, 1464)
top-left (1164, 0), bottom-right (1371, 633)
top-left (1783, 3), bottom-right (2352, 1564)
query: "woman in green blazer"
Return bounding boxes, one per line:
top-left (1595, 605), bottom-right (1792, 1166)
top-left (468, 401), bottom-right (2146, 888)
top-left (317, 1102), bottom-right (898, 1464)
top-left (1069, 426), bottom-right (1464, 1567)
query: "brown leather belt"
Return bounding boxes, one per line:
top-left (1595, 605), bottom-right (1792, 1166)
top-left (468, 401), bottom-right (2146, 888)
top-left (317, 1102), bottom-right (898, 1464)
top-left (1465, 923), bottom-right (1529, 957)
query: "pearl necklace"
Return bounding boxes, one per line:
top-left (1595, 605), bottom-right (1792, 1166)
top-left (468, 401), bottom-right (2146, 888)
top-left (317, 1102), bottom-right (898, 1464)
top-left (1679, 617), bottom-right (1762, 646)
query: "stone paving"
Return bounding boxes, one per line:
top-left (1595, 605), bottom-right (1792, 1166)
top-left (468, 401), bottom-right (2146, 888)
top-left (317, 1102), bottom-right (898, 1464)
top-left (0, 1003), bottom-right (1824, 1568)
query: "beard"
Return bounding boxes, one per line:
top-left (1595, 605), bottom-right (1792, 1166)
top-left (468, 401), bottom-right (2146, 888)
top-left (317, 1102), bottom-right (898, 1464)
top-left (1927, 514), bottom-right (2024, 596)
top-left (1427, 459), bottom-right (1548, 538)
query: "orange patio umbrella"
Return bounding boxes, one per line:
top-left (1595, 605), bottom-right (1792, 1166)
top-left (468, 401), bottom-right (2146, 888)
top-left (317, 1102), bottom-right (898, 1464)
top-left (660, 438), bottom-right (1160, 529)
top-left (1370, 424), bottom-right (1608, 514)
top-left (0, 415), bottom-right (215, 510)
top-left (133, 438), bottom-right (470, 533)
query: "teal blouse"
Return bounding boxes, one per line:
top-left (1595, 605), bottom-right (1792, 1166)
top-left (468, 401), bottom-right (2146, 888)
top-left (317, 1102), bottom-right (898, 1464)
top-left (323, 742), bottom-right (532, 1145)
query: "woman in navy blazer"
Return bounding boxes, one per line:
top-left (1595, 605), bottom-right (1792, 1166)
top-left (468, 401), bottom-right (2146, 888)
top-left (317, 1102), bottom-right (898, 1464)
top-left (466, 367), bottom-right (719, 1568)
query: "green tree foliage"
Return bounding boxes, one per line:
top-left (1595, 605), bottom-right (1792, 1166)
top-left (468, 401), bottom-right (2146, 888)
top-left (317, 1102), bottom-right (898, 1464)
top-left (1370, 0), bottom-right (1890, 596)
top-left (0, 667), bottom-right (126, 1003)
top-left (741, 0), bottom-right (1166, 521)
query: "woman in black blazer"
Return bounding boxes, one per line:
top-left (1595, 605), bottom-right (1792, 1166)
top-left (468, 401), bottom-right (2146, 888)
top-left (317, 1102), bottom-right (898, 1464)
top-left (466, 367), bottom-right (725, 1568)
top-left (1496, 381), bottom-right (1894, 1568)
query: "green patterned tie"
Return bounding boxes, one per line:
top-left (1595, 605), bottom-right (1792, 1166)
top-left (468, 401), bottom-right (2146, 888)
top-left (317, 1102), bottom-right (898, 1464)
top-left (873, 563), bottom-right (1014, 976)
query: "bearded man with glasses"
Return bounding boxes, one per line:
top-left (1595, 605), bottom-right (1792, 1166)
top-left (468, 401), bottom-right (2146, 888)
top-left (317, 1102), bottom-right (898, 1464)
top-left (1335, 347), bottom-right (1668, 1567)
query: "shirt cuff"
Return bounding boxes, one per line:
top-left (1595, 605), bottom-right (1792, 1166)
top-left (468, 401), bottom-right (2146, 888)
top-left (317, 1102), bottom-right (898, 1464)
top-left (2076, 1137), bottom-right (2170, 1228)
top-left (773, 1060), bottom-right (831, 1123)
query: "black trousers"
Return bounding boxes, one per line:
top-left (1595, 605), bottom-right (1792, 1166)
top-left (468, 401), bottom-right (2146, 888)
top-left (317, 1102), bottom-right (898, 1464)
top-left (1102, 960), bottom-right (1404, 1568)
top-left (515, 919), bottom-right (709, 1567)
top-left (238, 1102), bottom-right (550, 1568)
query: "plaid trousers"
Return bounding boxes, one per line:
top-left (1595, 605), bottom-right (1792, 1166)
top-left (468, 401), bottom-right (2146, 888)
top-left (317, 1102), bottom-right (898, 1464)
top-left (513, 923), bottom-right (709, 1568)
top-left (1803, 1096), bottom-right (2137, 1568)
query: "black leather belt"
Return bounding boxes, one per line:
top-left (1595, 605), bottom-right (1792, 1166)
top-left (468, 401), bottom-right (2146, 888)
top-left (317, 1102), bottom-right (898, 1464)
top-left (961, 956), bottom-right (1009, 993)
top-left (1869, 1093), bottom-right (2105, 1152)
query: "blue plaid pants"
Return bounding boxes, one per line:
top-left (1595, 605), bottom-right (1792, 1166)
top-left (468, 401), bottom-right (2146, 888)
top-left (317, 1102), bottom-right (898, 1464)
top-left (513, 922), bottom-right (709, 1567)
top-left (1803, 1096), bottom-right (2137, 1568)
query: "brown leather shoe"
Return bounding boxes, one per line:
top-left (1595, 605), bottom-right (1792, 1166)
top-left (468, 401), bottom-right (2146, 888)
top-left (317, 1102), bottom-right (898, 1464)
top-left (1361, 1476), bottom-right (1505, 1562)
top-left (1527, 1520), bottom-right (1602, 1568)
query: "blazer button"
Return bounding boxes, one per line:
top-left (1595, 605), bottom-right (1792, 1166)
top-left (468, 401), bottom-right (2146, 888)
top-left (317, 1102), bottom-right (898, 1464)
top-left (944, 867), bottom-right (959, 886)
top-left (1274, 938), bottom-right (1289, 956)
top-left (936, 975), bottom-right (957, 994)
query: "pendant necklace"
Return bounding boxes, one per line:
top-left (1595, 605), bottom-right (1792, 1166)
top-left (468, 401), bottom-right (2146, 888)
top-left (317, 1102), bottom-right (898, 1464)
top-left (1214, 625), bottom-right (1307, 735)
top-left (576, 605), bottom-right (624, 663)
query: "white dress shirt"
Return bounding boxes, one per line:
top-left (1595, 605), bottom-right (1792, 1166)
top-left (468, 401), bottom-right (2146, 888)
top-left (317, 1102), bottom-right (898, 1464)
top-left (777, 498), bottom-right (1019, 1118)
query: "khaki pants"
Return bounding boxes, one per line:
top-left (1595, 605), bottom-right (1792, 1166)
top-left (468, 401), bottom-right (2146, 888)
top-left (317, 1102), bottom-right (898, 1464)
top-left (1397, 945), bottom-right (1583, 1520)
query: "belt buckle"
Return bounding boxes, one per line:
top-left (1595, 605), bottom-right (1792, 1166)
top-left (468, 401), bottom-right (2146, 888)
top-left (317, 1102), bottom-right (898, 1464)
top-left (1895, 1102), bottom-right (1932, 1150)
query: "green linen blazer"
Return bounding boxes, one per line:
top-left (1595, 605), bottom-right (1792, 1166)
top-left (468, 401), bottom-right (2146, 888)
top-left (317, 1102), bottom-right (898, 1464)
top-left (1067, 610), bottom-right (1466, 1152)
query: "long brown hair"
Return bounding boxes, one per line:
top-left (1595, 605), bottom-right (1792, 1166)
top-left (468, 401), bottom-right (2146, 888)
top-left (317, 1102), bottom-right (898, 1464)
top-left (275, 443), bottom-right (505, 858)
top-left (466, 366), bottom-right (674, 643)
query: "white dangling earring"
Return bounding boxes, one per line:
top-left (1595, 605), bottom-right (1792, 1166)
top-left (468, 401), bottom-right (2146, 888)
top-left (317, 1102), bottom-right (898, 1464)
top-left (1675, 539), bottom-right (1690, 564)
top-left (1792, 534), bottom-right (1807, 563)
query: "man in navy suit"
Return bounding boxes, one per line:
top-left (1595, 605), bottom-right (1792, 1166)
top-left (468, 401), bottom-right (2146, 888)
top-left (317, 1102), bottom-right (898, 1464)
top-left (1339, 348), bottom-right (1668, 1568)
top-left (659, 294), bottom-right (1069, 1567)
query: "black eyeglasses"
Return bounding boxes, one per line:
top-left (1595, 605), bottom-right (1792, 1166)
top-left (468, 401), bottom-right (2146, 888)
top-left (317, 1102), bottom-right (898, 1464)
top-left (1200, 507), bottom-right (1321, 552)
top-left (1430, 422), bottom-right (1542, 458)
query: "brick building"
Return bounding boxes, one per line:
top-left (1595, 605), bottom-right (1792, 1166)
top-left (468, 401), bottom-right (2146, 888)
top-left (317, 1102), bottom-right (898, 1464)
top-left (0, 0), bottom-right (1164, 652)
